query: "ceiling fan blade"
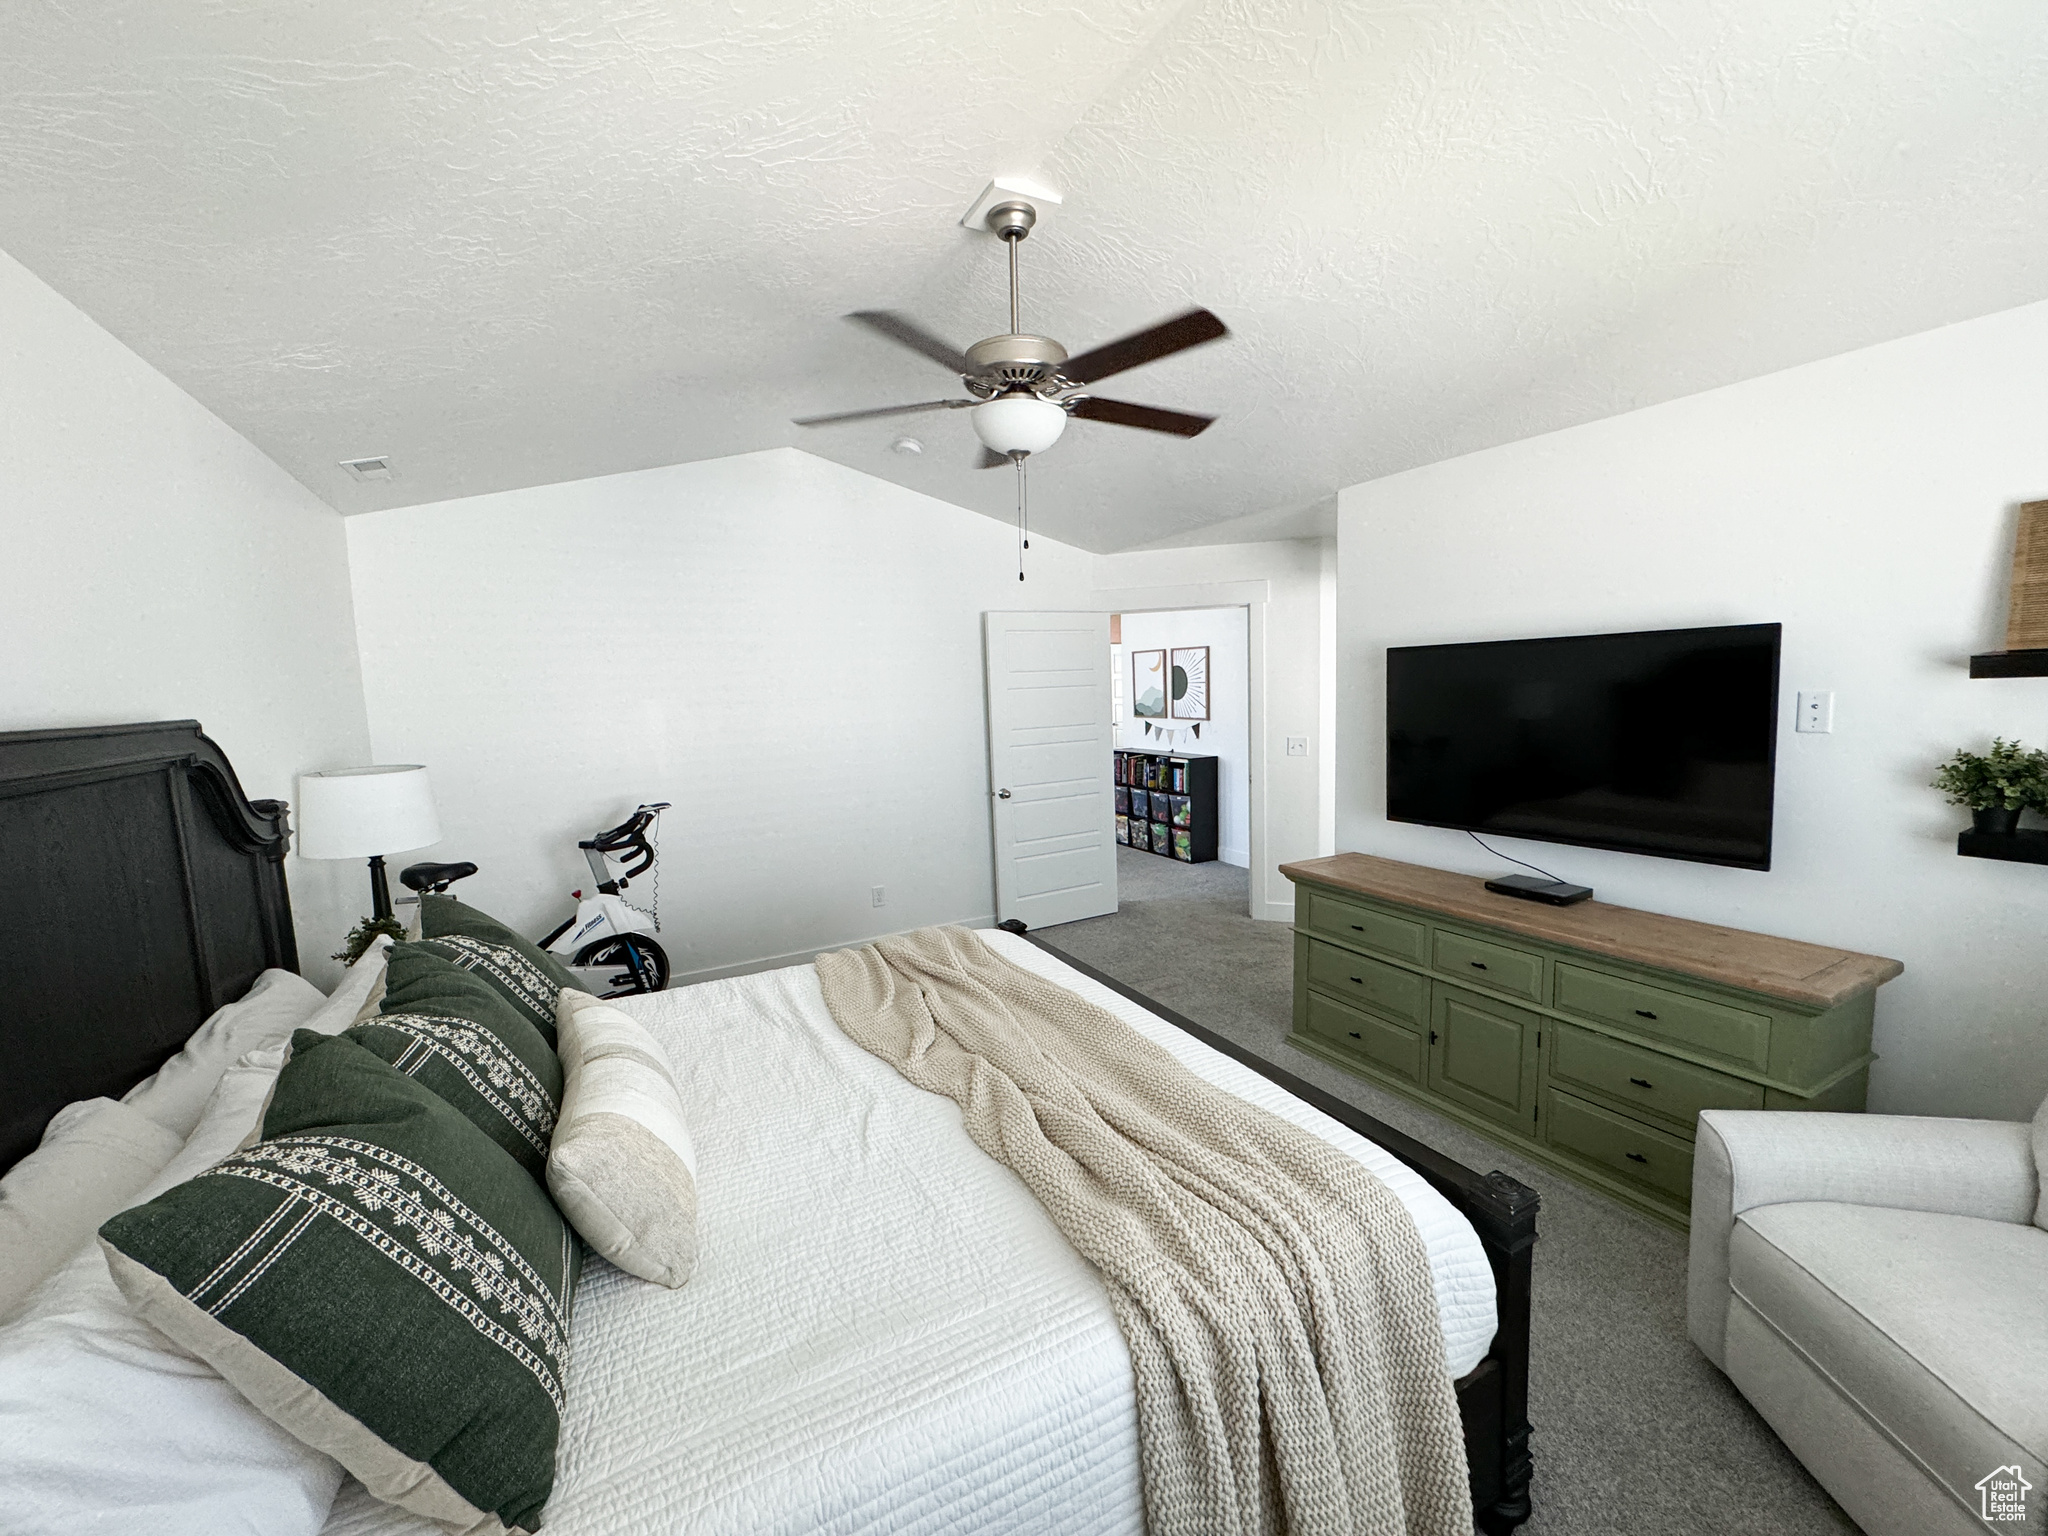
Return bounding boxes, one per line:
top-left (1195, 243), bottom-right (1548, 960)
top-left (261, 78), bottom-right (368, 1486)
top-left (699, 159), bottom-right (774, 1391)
top-left (978, 447), bottom-right (1009, 470)
top-left (791, 399), bottom-right (971, 427)
top-left (846, 311), bottom-right (973, 375)
top-left (1060, 308), bottom-right (1228, 386)
top-left (1066, 396), bottom-right (1216, 437)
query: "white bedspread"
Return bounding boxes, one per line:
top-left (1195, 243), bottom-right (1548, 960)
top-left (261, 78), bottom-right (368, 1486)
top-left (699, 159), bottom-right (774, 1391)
top-left (323, 931), bottom-right (1495, 1536)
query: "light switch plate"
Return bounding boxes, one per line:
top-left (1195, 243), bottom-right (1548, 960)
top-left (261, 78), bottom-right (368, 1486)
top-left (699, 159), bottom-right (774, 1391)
top-left (1796, 691), bottom-right (1834, 733)
top-left (1286, 736), bottom-right (1309, 756)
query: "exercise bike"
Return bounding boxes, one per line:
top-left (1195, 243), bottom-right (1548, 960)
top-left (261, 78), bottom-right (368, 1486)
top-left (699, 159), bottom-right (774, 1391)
top-left (400, 803), bottom-right (672, 997)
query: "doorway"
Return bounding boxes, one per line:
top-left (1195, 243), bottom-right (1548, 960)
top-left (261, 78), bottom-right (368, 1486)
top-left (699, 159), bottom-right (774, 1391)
top-left (1111, 606), bottom-right (1253, 913)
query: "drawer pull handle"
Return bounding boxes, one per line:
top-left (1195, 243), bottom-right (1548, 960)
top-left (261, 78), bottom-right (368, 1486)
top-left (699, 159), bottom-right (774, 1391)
top-left (1625, 1151), bottom-right (1649, 1164)
top-left (1629, 1076), bottom-right (1653, 1089)
top-left (1634, 1009), bottom-right (1658, 1020)
top-left (1350, 976), bottom-right (1363, 984)
top-left (1350, 924), bottom-right (1364, 932)
top-left (1348, 1031), bottom-right (1361, 1040)
top-left (1469, 960), bottom-right (1488, 970)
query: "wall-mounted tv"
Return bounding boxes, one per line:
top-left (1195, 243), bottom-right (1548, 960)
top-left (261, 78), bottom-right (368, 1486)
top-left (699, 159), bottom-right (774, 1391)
top-left (1386, 623), bottom-right (1782, 870)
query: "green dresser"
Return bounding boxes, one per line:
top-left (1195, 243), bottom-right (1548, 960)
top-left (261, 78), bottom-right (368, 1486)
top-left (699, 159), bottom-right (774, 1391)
top-left (1284, 854), bottom-right (1904, 1228)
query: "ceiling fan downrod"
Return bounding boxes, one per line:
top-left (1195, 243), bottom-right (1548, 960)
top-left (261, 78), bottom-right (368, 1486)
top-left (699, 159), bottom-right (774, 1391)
top-left (986, 199), bottom-right (1037, 339)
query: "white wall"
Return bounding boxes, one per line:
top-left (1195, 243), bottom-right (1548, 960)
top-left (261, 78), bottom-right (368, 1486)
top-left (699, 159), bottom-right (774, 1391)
top-left (346, 448), bottom-right (1098, 981)
top-left (0, 249), bottom-right (372, 985)
top-left (1097, 539), bottom-right (1335, 920)
top-left (1114, 607), bottom-right (1251, 865)
top-left (1338, 299), bottom-right (2048, 1122)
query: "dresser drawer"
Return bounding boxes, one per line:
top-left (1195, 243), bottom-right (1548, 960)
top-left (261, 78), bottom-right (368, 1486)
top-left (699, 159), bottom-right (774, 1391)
top-left (1544, 1089), bottom-right (1695, 1202)
top-left (1550, 1023), bottom-right (1764, 1128)
top-left (1432, 928), bottom-right (1543, 1002)
top-left (1553, 963), bottom-right (1770, 1071)
top-left (1302, 891), bottom-right (1427, 965)
top-left (1304, 991), bottom-right (1424, 1084)
top-left (1306, 940), bottom-right (1428, 1027)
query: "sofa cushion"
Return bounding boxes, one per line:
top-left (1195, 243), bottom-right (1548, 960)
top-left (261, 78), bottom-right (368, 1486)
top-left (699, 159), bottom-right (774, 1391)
top-left (1731, 1202), bottom-right (2046, 1523)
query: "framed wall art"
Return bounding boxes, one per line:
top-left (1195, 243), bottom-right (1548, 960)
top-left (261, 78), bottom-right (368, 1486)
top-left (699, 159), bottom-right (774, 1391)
top-left (1170, 645), bottom-right (1210, 720)
top-left (1132, 649), bottom-right (1166, 717)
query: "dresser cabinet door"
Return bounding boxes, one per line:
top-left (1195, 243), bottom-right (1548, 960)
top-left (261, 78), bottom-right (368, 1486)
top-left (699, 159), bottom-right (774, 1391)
top-left (1427, 985), bottom-right (1539, 1131)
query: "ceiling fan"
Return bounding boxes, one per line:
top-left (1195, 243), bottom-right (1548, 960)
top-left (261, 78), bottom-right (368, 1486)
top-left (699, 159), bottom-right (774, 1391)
top-left (792, 198), bottom-right (1228, 471)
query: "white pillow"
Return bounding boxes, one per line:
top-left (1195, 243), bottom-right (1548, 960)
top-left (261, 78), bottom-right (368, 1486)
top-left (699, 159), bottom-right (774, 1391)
top-left (298, 936), bottom-right (396, 1038)
top-left (122, 968), bottom-right (327, 1139)
top-left (0, 1043), bottom-right (344, 1536)
top-left (0, 1098), bottom-right (184, 1325)
top-left (548, 989), bottom-right (700, 1286)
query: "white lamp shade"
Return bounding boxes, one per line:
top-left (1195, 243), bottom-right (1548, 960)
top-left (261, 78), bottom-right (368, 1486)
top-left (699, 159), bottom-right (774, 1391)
top-left (296, 765), bottom-right (442, 859)
top-left (971, 394), bottom-right (1068, 457)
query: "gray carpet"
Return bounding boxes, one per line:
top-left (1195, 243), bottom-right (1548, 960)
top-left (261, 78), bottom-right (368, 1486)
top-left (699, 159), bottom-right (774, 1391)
top-left (1046, 848), bottom-right (1859, 1536)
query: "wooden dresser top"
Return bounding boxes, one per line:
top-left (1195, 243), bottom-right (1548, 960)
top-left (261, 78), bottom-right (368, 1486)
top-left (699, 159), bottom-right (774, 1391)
top-left (1280, 852), bottom-right (1903, 1010)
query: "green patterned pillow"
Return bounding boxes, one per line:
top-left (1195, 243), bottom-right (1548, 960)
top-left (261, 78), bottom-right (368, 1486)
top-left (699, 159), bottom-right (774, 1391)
top-left (99, 1031), bottom-right (580, 1535)
top-left (350, 952), bottom-right (562, 1179)
top-left (419, 896), bottom-right (589, 1029)
top-left (384, 935), bottom-right (565, 1054)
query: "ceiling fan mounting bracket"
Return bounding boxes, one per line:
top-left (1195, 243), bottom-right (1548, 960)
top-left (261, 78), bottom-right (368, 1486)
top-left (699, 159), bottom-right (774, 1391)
top-left (984, 199), bottom-right (1037, 242)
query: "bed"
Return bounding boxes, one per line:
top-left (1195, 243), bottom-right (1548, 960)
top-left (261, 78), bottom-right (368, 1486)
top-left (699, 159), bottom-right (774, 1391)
top-left (0, 721), bottom-right (1538, 1535)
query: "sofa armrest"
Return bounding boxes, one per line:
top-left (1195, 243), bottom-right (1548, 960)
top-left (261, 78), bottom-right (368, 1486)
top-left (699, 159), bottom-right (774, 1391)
top-left (1687, 1111), bottom-right (2036, 1368)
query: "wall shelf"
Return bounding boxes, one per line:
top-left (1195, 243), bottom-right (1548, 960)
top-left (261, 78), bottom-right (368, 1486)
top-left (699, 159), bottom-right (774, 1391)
top-left (1968, 649), bottom-right (2048, 678)
top-left (1957, 829), bottom-right (2048, 865)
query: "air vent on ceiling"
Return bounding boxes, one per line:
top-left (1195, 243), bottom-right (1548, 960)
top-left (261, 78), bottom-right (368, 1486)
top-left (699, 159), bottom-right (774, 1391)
top-left (340, 456), bottom-right (392, 481)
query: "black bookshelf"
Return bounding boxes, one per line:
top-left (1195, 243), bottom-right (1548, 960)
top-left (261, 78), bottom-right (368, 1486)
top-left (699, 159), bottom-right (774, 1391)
top-left (1114, 750), bottom-right (1219, 863)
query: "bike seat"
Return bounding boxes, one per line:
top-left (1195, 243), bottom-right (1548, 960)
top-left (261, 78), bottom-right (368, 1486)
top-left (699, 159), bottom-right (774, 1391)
top-left (400, 860), bottom-right (478, 893)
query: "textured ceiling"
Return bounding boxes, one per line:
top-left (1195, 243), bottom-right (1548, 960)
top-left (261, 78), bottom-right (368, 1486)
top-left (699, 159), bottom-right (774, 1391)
top-left (3, 1), bottom-right (2046, 552)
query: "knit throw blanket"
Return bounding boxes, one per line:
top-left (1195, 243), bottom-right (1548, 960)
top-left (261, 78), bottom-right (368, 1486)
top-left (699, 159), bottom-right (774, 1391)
top-left (813, 926), bottom-right (1472, 1536)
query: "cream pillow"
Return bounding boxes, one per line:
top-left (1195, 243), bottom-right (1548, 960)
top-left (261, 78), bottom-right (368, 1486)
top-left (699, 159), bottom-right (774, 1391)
top-left (549, 990), bottom-right (698, 1286)
top-left (0, 1042), bottom-right (344, 1536)
top-left (120, 968), bottom-right (326, 1139)
top-left (298, 936), bottom-right (396, 1036)
top-left (0, 1099), bottom-right (184, 1325)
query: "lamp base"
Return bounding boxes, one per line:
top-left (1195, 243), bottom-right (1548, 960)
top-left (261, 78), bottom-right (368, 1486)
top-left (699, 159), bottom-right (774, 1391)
top-left (367, 855), bottom-right (394, 921)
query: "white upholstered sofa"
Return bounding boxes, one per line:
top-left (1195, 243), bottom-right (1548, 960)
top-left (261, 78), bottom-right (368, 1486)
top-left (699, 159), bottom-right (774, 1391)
top-left (1688, 1101), bottom-right (2047, 1535)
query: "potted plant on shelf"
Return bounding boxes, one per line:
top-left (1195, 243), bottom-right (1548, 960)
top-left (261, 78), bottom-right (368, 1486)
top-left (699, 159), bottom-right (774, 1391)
top-left (1931, 737), bottom-right (2048, 835)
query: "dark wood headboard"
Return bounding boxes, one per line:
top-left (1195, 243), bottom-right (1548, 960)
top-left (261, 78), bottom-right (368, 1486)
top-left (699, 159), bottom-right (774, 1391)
top-left (0, 721), bottom-right (297, 1172)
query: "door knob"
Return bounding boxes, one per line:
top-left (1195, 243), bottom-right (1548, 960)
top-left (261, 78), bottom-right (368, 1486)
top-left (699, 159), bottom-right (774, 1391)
top-left (996, 788), bottom-right (1012, 799)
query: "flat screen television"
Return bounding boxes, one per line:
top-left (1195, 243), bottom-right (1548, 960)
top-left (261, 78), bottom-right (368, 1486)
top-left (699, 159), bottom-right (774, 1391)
top-left (1386, 622), bottom-right (1781, 870)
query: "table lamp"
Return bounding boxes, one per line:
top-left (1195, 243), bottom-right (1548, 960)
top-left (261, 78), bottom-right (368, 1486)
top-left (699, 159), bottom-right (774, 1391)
top-left (296, 764), bottom-right (442, 921)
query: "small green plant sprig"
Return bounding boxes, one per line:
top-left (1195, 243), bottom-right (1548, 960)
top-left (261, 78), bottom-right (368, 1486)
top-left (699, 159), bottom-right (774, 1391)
top-left (1930, 737), bottom-right (2048, 813)
top-left (331, 915), bottom-right (406, 966)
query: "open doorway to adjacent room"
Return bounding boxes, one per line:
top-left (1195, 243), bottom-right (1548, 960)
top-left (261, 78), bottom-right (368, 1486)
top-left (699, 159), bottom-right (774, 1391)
top-left (1110, 606), bottom-right (1253, 912)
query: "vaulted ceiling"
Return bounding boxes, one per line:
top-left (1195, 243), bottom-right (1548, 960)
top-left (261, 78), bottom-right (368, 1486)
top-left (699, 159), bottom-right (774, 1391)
top-left (4, 2), bottom-right (2046, 551)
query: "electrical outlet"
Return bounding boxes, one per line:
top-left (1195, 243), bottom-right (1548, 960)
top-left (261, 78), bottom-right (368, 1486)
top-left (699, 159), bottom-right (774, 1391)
top-left (1286, 736), bottom-right (1309, 757)
top-left (1796, 691), bottom-right (1834, 734)
top-left (871, 885), bottom-right (886, 908)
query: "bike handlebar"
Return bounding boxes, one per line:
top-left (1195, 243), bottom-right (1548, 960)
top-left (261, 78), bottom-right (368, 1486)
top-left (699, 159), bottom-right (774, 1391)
top-left (579, 803), bottom-right (669, 880)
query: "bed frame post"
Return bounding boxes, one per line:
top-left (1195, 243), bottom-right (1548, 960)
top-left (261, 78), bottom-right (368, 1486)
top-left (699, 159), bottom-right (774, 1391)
top-left (1463, 1170), bottom-right (1538, 1534)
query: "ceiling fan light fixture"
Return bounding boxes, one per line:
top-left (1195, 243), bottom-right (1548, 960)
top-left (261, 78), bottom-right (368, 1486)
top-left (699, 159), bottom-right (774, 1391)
top-left (972, 394), bottom-right (1067, 457)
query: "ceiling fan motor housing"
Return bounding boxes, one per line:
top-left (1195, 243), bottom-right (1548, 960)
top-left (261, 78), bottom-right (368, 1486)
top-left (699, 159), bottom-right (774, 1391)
top-left (965, 333), bottom-right (1069, 389)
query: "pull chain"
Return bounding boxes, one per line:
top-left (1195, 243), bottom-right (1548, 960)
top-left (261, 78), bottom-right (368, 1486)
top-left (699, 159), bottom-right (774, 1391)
top-left (1014, 451), bottom-right (1027, 580)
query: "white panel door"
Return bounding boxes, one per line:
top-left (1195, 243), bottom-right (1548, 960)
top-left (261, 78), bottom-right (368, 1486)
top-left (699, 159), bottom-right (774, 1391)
top-left (984, 611), bottom-right (1117, 928)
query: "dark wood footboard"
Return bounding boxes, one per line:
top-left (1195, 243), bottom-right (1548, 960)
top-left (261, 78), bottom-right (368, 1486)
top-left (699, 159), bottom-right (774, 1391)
top-left (999, 920), bottom-right (1538, 1534)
